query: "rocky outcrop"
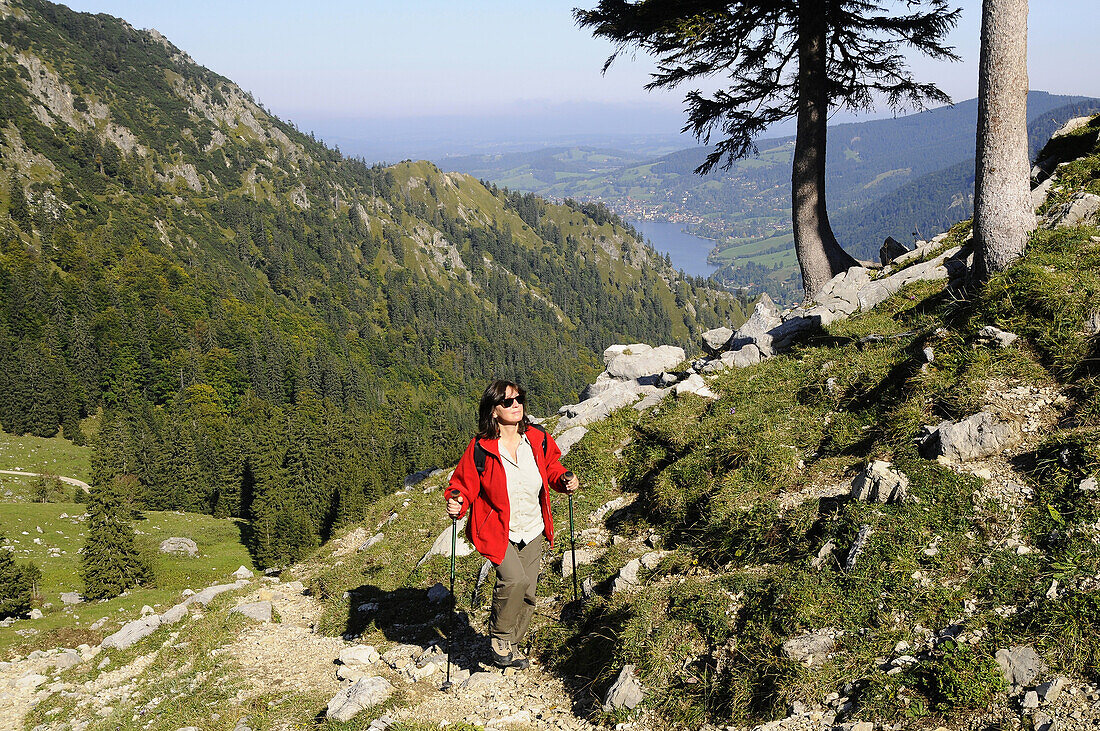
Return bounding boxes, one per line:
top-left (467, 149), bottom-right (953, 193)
top-left (920, 412), bottom-right (1023, 462)
top-left (326, 676), bottom-right (394, 722)
top-left (1043, 192), bottom-right (1100, 229)
top-left (416, 519), bottom-right (473, 567)
top-left (851, 461), bottom-right (909, 504)
top-left (603, 665), bottom-right (644, 711)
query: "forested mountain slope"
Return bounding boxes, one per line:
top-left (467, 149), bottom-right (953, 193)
top-left (0, 0), bottom-right (741, 565)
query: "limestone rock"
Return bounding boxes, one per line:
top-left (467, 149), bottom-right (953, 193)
top-left (977, 325), bottom-right (1019, 349)
top-left (554, 426), bottom-right (588, 456)
top-left (326, 676), bottom-right (394, 722)
top-left (561, 548), bottom-right (599, 578)
top-left (603, 664), bottom-right (644, 711)
top-left (185, 580), bottom-right (250, 606)
top-left (612, 558), bottom-right (642, 593)
top-left (231, 565), bottom-right (254, 580)
top-left (1052, 115), bottom-right (1095, 138)
top-left (1037, 677), bottom-right (1066, 703)
top-left (60, 591), bottom-right (82, 604)
top-left (558, 381), bottom-right (660, 430)
top-left (923, 412), bottom-right (1023, 462)
top-left (101, 615), bottom-right (163, 650)
top-left (1044, 192), bottom-right (1100, 229)
top-left (159, 537), bottom-right (198, 557)
top-left (995, 645), bottom-right (1046, 693)
top-left (781, 631), bottom-right (836, 665)
top-left (417, 519), bottom-right (473, 567)
top-left (851, 461), bottom-right (909, 504)
top-left (161, 602), bottom-right (188, 625)
top-left (28, 608), bottom-right (43, 619)
top-left (357, 533), bottom-right (384, 552)
top-left (606, 345), bottom-right (686, 380)
top-left (731, 293), bottom-right (782, 355)
top-left (674, 373), bottom-right (718, 400)
top-left (340, 645), bottom-right (381, 666)
top-left (700, 327), bottom-right (734, 355)
top-left (230, 601), bottom-right (272, 622)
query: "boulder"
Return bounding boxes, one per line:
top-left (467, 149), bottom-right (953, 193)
top-left (357, 533), bottom-right (384, 553)
top-left (731, 293), bottom-right (782, 355)
top-left (1044, 192), bottom-right (1100, 229)
top-left (603, 664), bottom-right (644, 711)
top-left (606, 345), bottom-right (686, 380)
top-left (1032, 177), bottom-right (1055, 209)
top-left (1051, 115), bottom-right (1095, 138)
top-left (230, 601), bottom-right (272, 622)
top-left (159, 537), bottom-right (198, 557)
top-left (977, 325), bottom-right (1019, 349)
top-left (673, 373), bottom-right (718, 400)
top-left (603, 343), bottom-right (647, 365)
top-left (923, 412), bottom-right (1023, 462)
top-left (60, 591), bottom-right (82, 604)
top-left (416, 518), bottom-right (473, 567)
top-left (995, 645), bottom-right (1046, 693)
top-left (326, 676), bottom-right (394, 722)
top-left (101, 615), bottom-right (163, 650)
top-left (700, 327), bottom-right (734, 355)
top-left (403, 467), bottom-right (439, 490)
top-left (851, 461), bottom-right (909, 504)
top-left (161, 602), bottom-right (189, 625)
top-left (611, 558), bottom-right (642, 593)
top-left (558, 382), bottom-right (654, 430)
top-left (781, 631), bottom-right (836, 665)
top-left (231, 566), bottom-right (254, 580)
top-left (339, 645), bottom-right (381, 666)
top-left (28, 608), bottom-right (43, 619)
top-left (879, 236), bottom-right (912, 265)
top-left (555, 426), bottom-right (588, 456)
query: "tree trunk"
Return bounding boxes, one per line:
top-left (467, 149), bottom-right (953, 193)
top-left (972, 0), bottom-right (1032, 283)
top-left (792, 0), bottom-right (859, 299)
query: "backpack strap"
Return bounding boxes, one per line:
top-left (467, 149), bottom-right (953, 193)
top-left (474, 439), bottom-right (489, 475)
top-left (526, 422), bottom-right (550, 459)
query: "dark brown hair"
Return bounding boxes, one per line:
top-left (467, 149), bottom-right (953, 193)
top-left (477, 380), bottom-right (529, 440)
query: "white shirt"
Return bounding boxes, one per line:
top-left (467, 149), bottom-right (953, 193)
top-left (498, 434), bottom-right (545, 544)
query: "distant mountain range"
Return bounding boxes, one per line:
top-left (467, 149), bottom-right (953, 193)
top-left (441, 92), bottom-right (1100, 299)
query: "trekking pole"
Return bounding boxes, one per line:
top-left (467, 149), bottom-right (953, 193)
top-left (564, 471), bottom-right (578, 603)
top-left (442, 488), bottom-right (462, 692)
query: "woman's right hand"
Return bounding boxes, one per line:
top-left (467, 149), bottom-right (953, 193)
top-left (446, 492), bottom-right (463, 518)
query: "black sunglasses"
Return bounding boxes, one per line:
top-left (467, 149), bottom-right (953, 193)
top-left (498, 395), bottom-right (525, 408)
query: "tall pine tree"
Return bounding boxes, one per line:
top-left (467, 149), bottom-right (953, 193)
top-left (80, 478), bottom-right (154, 600)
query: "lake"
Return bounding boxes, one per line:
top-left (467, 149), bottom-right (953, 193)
top-left (629, 219), bottom-right (720, 279)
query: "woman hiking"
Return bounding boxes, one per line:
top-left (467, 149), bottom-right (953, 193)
top-left (445, 379), bottom-right (580, 669)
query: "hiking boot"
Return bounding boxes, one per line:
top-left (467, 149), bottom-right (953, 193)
top-left (490, 638), bottom-right (529, 669)
top-left (508, 644), bottom-right (530, 670)
top-left (490, 637), bottom-right (514, 668)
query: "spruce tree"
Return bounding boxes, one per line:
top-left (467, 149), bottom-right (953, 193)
top-left (0, 537), bottom-right (36, 618)
top-left (80, 478), bottom-right (154, 600)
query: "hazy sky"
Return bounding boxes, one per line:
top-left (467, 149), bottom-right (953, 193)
top-left (59, 1), bottom-right (1100, 153)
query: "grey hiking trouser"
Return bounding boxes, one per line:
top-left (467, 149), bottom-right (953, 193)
top-left (489, 533), bottom-right (544, 646)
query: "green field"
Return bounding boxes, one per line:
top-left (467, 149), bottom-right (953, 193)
top-left (0, 501), bottom-right (256, 656)
top-left (0, 428), bottom-right (94, 483)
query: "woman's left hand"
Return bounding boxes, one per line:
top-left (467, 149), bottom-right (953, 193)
top-left (563, 473), bottom-right (580, 493)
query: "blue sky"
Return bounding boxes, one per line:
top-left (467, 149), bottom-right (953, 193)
top-left (59, 1), bottom-right (1100, 156)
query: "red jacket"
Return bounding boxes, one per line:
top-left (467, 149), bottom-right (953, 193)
top-left (448, 426), bottom-right (569, 565)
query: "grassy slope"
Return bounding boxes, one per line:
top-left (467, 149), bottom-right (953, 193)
top-left (0, 500), bottom-right (255, 656)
